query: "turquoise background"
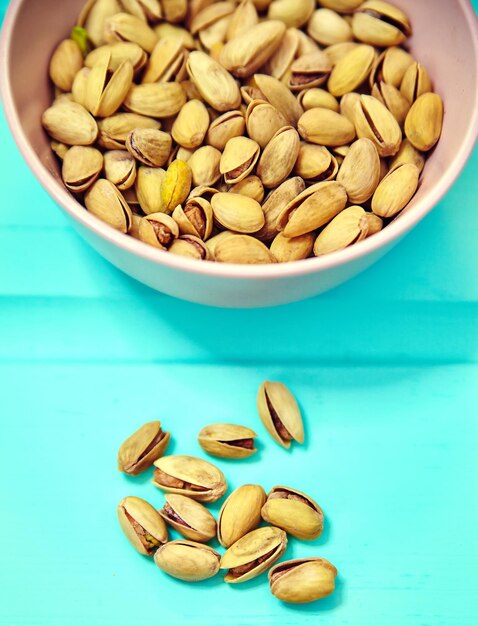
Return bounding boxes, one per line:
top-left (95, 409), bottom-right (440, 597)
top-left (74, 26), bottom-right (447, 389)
top-left (1, 1), bottom-right (477, 624)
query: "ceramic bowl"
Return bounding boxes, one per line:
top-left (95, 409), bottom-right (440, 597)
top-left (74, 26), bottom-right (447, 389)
top-left (1, 0), bottom-right (477, 307)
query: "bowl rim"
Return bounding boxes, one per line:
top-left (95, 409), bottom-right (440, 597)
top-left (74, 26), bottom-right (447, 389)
top-left (1, 0), bottom-right (478, 281)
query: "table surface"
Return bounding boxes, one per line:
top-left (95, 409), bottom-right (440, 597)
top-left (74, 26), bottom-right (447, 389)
top-left (1, 2), bottom-right (478, 625)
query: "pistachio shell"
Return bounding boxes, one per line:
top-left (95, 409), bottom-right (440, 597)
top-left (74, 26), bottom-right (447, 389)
top-left (84, 179), bottom-right (132, 232)
top-left (62, 146), bottom-right (104, 193)
top-left (328, 44), bottom-right (376, 97)
top-left (364, 212), bottom-right (383, 236)
top-left (405, 93), bottom-right (443, 152)
top-left (77, 0), bottom-right (121, 48)
top-left (188, 146), bottom-right (222, 187)
top-left (245, 100), bottom-right (288, 149)
top-left (268, 0), bottom-right (314, 28)
top-left (299, 88), bottom-right (339, 112)
top-left (263, 28), bottom-right (300, 79)
top-left (323, 41), bottom-right (359, 65)
top-left (256, 176), bottom-right (306, 242)
top-left (207, 111), bottom-right (246, 150)
top-left (138, 212), bottom-right (179, 249)
top-left (171, 100), bottom-right (210, 150)
top-left (172, 197), bottom-right (213, 240)
top-left (49, 39), bottom-right (84, 92)
top-left (353, 94), bottom-right (402, 157)
top-left (389, 139), bottom-right (425, 174)
top-left (220, 526), bottom-right (287, 583)
top-left (205, 230), bottom-right (235, 257)
top-left (190, 1), bottom-right (235, 34)
top-left (308, 8), bottom-right (353, 46)
top-left (339, 91), bottom-right (361, 124)
top-left (314, 205), bottom-right (369, 256)
top-left (104, 149), bottom-right (137, 190)
top-left (294, 144), bottom-right (338, 183)
top-left (218, 484), bottom-right (266, 548)
top-left (371, 163), bottom-right (420, 217)
top-left (142, 37), bottom-right (186, 83)
top-left (257, 126), bottom-right (301, 189)
top-left (85, 42), bottom-right (147, 73)
top-left (337, 138), bottom-right (380, 203)
top-left (120, 0), bottom-right (162, 22)
top-left (372, 81), bottom-right (410, 128)
top-left (270, 233), bottom-right (314, 263)
top-left (161, 0), bottom-right (188, 23)
top-left (160, 494), bottom-right (217, 542)
top-left (352, 1), bottom-right (411, 47)
top-left (154, 540), bottom-right (221, 581)
top-left (152, 455), bottom-right (228, 502)
top-left (160, 160), bottom-right (192, 214)
top-left (97, 113), bottom-right (160, 149)
top-left (154, 23), bottom-right (196, 49)
top-left (187, 50), bottom-right (241, 112)
top-left (42, 101), bottom-right (98, 146)
top-left (230, 175), bottom-right (265, 203)
top-left (269, 558), bottom-right (338, 604)
top-left (117, 496), bottom-right (168, 556)
top-left (135, 166), bottom-right (166, 215)
top-left (215, 234), bottom-right (276, 264)
top-left (400, 62), bottom-right (433, 105)
top-left (261, 486), bottom-right (324, 540)
top-left (288, 51), bottom-right (332, 92)
top-left (126, 128), bottom-right (172, 167)
top-left (257, 381), bottom-right (305, 447)
top-left (124, 82), bottom-right (186, 118)
top-left (254, 74), bottom-right (304, 126)
top-left (117, 421), bottom-right (171, 475)
top-left (71, 67), bottom-right (91, 108)
top-left (104, 12), bottom-right (158, 52)
top-left (211, 193), bottom-right (265, 233)
top-left (198, 423), bottom-right (258, 459)
top-left (227, 0), bottom-right (259, 40)
top-left (169, 235), bottom-right (211, 260)
top-left (318, 0), bottom-right (362, 11)
top-left (220, 136), bottom-right (261, 185)
top-left (298, 108), bottom-right (355, 147)
top-left (370, 46), bottom-right (414, 89)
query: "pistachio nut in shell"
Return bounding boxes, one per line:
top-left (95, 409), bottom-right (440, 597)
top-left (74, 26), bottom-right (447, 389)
top-left (227, 0), bottom-right (259, 41)
top-left (207, 110), bottom-right (246, 150)
top-left (172, 198), bottom-right (213, 240)
top-left (125, 128), bottom-right (172, 168)
top-left (354, 95), bottom-right (402, 157)
top-left (371, 163), bottom-right (419, 218)
top-left (172, 100), bottom-right (210, 150)
top-left (256, 176), bottom-right (305, 242)
top-left (314, 205), bottom-right (369, 256)
top-left (261, 486), bottom-right (324, 540)
top-left (187, 51), bottom-right (241, 112)
top-left (119, 0), bottom-right (162, 22)
top-left (49, 39), bottom-right (84, 92)
top-left (308, 8), bottom-right (353, 47)
top-left (124, 82), bottom-right (186, 118)
top-left (62, 146), bottom-right (104, 193)
top-left (217, 484), bottom-right (266, 548)
top-left (188, 146), bottom-right (222, 187)
top-left (161, 160), bottom-right (193, 214)
top-left (85, 42), bottom-right (147, 73)
top-left (263, 28), bottom-right (299, 80)
top-left (51, 141), bottom-right (69, 161)
top-left (328, 44), bottom-right (376, 97)
top-left (161, 0), bottom-right (188, 23)
top-left (269, 558), bottom-right (338, 604)
top-left (205, 230), bottom-right (235, 257)
top-left (117, 496), bottom-right (168, 556)
top-left (85, 179), bottom-right (132, 232)
top-left (372, 81), bottom-right (410, 128)
top-left (245, 100), bottom-right (288, 149)
top-left (215, 235), bottom-right (276, 264)
top-left (294, 144), bottom-right (338, 184)
top-left (337, 138), bottom-right (380, 204)
top-left (198, 423), bottom-right (258, 459)
top-left (257, 126), bottom-right (300, 189)
top-left (230, 175), bottom-right (265, 204)
top-left (370, 46), bottom-right (414, 90)
top-left (318, 0), bottom-right (362, 11)
top-left (154, 23), bottom-right (195, 49)
top-left (288, 51), bottom-right (332, 92)
top-left (257, 381), bottom-right (304, 447)
top-left (277, 181), bottom-right (348, 238)
top-left (159, 494), bottom-right (217, 542)
top-left (104, 12), bottom-right (158, 52)
top-left (85, 54), bottom-right (134, 118)
top-left (169, 235), bottom-right (211, 260)
top-left (77, 0), bottom-right (121, 48)
top-left (220, 136), bottom-right (261, 185)
top-left (42, 101), bottom-right (98, 146)
top-left (138, 213), bottom-right (179, 249)
top-left (323, 41), bottom-right (359, 65)
top-left (339, 91), bottom-right (361, 125)
top-left (405, 93), bottom-right (444, 153)
top-left (212, 193), bottom-right (265, 234)
top-left (154, 540), bottom-right (221, 581)
top-left (364, 212), bottom-right (383, 236)
top-left (135, 166), bottom-right (166, 215)
top-left (141, 37), bottom-right (186, 83)
top-left (352, 1), bottom-right (411, 47)
top-left (190, 1), bottom-right (235, 34)
top-left (298, 108), bottom-right (355, 147)
top-left (152, 455), bottom-right (227, 502)
top-left (389, 139), bottom-right (425, 175)
top-left (270, 232), bottom-right (314, 263)
top-left (221, 526), bottom-right (287, 583)
top-left (104, 149), bottom-right (137, 190)
top-left (400, 62), bottom-right (432, 105)
top-left (97, 112), bottom-right (160, 150)
top-left (117, 420), bottom-right (170, 475)
top-left (299, 88), bottom-right (339, 112)
top-left (71, 67), bottom-right (91, 108)
top-left (268, 0), bottom-right (314, 28)
top-left (254, 74), bottom-right (303, 127)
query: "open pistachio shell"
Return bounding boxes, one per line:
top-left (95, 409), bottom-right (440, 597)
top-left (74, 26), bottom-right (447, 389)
top-left (212, 193), bottom-right (265, 234)
top-left (198, 423), bottom-right (258, 459)
top-left (294, 144), bottom-right (338, 184)
top-left (257, 381), bottom-right (304, 447)
top-left (117, 496), bottom-right (168, 556)
top-left (85, 42), bottom-right (147, 73)
top-left (261, 486), bottom-right (324, 540)
top-left (220, 136), bottom-right (261, 185)
top-left (117, 420), bottom-right (170, 475)
top-left (352, 1), bottom-right (411, 47)
top-left (215, 234), bottom-right (276, 264)
top-left (314, 205), bottom-right (369, 256)
top-left (269, 558), bottom-right (338, 604)
top-left (138, 212), bottom-right (179, 249)
top-left (337, 138), bottom-right (380, 203)
top-left (353, 94), bottom-right (402, 157)
top-left (152, 455), bottom-right (228, 502)
top-left (270, 232), bottom-right (314, 263)
top-left (104, 12), bottom-right (158, 52)
top-left (62, 146), bottom-right (104, 193)
top-left (187, 50), bottom-right (241, 112)
top-left (404, 93), bottom-right (444, 152)
top-left (257, 126), bottom-right (301, 189)
top-left (173, 198), bottom-right (213, 240)
top-left (217, 484), bottom-right (266, 548)
top-left (154, 540), bottom-right (221, 581)
top-left (207, 110), bottom-right (246, 150)
top-left (371, 162), bottom-right (420, 217)
top-left (159, 494), bottom-right (217, 542)
top-left (42, 101), bottom-right (98, 146)
top-left (84, 179), bottom-right (133, 232)
top-left (256, 176), bottom-right (306, 242)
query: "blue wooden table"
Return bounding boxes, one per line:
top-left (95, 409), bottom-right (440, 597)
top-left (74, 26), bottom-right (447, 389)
top-left (1, 2), bottom-right (477, 624)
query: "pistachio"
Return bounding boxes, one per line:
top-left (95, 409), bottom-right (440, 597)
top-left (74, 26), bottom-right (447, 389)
top-left (198, 423), bottom-right (258, 459)
top-left (118, 420), bottom-right (171, 475)
top-left (85, 42), bottom-right (147, 73)
top-left (371, 162), bottom-right (419, 217)
top-left (85, 54), bottom-right (134, 118)
top-left (268, 0), bottom-right (314, 28)
top-left (84, 179), bottom-right (133, 232)
top-left (207, 111), bottom-right (246, 151)
top-left (154, 540), bottom-right (221, 581)
top-left (159, 494), bottom-right (217, 542)
top-left (117, 496), bottom-right (168, 555)
top-left (141, 37), bottom-right (187, 83)
top-left (372, 81), bottom-right (410, 128)
top-left (352, 1), bottom-right (411, 47)
top-left (188, 146), bottom-right (222, 187)
top-left (254, 74), bottom-right (304, 127)
top-left (400, 62), bottom-right (432, 105)
top-left (172, 197), bottom-right (213, 240)
top-left (220, 21), bottom-right (286, 78)
top-left (77, 0), bottom-right (121, 48)
top-left (389, 139), bottom-right (425, 174)
top-left (257, 381), bottom-right (304, 447)
top-left (298, 108), bottom-right (356, 147)
top-left (154, 23), bottom-right (196, 49)
top-left (364, 212), bottom-right (383, 236)
top-left (42, 101), bottom-right (98, 146)
top-left (370, 46), bottom-right (414, 89)
top-left (256, 176), bottom-right (306, 242)
top-left (71, 67), bottom-right (91, 108)
top-left (353, 94), bottom-right (402, 157)
top-left (124, 82), bottom-right (186, 118)
top-left (124, 129), bottom-right (172, 169)
top-left (119, 0), bottom-right (162, 22)
top-left (294, 144), bottom-right (338, 183)
top-left (215, 234), bottom-right (276, 264)
top-left (318, 0), bottom-right (361, 11)
top-left (405, 93), bottom-right (443, 152)
top-left (161, 0), bottom-right (188, 23)
top-left (218, 484), bottom-right (266, 548)
top-left (104, 12), bottom-right (158, 52)
top-left (245, 100), bottom-right (288, 149)
top-left (171, 100), bottom-right (210, 150)
top-left (241, 84), bottom-right (267, 106)
top-left (197, 14), bottom-right (232, 52)
top-left (205, 230), bottom-right (235, 257)
top-left (135, 166), bottom-right (166, 214)
top-left (270, 232), bottom-right (314, 263)
top-left (220, 137), bottom-right (261, 185)
top-left (212, 193), bottom-right (265, 234)
top-left (138, 212), bottom-right (179, 248)
top-left (328, 44), bottom-right (375, 97)
top-left (269, 558), bottom-right (338, 604)
top-left (49, 39), bottom-right (84, 92)
top-left (190, 1), bottom-right (235, 35)
top-left (337, 138), bottom-right (380, 203)
top-left (187, 51), bottom-right (241, 112)
top-left (308, 9), bottom-right (353, 46)
top-left (220, 526), bottom-right (287, 583)
top-left (261, 486), bottom-right (324, 540)
top-left (314, 205), bottom-right (369, 255)
top-left (51, 141), bottom-right (70, 161)
top-left (257, 126), bottom-right (301, 189)
top-left (160, 160), bottom-right (193, 214)
top-left (288, 51), bottom-right (332, 92)
top-left (152, 455), bottom-right (228, 502)
top-left (62, 146), bottom-right (104, 193)
top-left (97, 113), bottom-right (160, 150)
top-left (230, 175), bottom-right (265, 203)
top-left (339, 91), bottom-right (361, 124)
top-left (227, 0), bottom-right (259, 41)
top-left (263, 28), bottom-right (300, 80)
top-left (323, 41), bottom-right (359, 65)
top-left (104, 149), bottom-right (137, 190)
top-left (299, 88), bottom-right (339, 112)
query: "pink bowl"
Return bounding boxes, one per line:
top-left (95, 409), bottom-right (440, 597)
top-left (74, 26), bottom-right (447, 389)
top-left (1, 0), bottom-right (478, 307)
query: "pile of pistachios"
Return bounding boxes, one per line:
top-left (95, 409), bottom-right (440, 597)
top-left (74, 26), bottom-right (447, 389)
top-left (42, 0), bottom-right (444, 264)
top-left (117, 381), bottom-right (337, 604)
